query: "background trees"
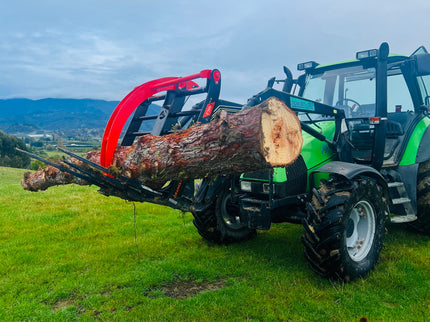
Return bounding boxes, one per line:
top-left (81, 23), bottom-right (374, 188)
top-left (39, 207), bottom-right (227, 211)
top-left (0, 130), bottom-right (30, 169)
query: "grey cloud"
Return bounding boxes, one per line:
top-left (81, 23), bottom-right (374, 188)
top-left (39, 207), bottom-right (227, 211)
top-left (1, 0), bottom-right (430, 102)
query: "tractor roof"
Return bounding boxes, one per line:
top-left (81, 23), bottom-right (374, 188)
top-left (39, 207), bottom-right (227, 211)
top-left (313, 54), bottom-right (408, 72)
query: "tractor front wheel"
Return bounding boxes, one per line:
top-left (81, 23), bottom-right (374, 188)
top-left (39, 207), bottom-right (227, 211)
top-left (192, 186), bottom-right (256, 244)
top-left (302, 177), bottom-right (387, 282)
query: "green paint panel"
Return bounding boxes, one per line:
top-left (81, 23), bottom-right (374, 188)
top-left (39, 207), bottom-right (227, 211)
top-left (399, 117), bottom-right (430, 166)
top-left (273, 167), bottom-right (287, 182)
top-left (300, 121), bottom-right (336, 171)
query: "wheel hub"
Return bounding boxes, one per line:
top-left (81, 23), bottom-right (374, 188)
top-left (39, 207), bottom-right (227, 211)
top-left (346, 200), bottom-right (376, 262)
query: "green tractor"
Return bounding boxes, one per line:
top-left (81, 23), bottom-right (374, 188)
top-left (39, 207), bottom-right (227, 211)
top-left (191, 42), bottom-right (430, 281)
top-left (23, 42), bottom-right (430, 282)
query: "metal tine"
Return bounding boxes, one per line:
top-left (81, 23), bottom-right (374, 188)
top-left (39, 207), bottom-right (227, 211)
top-left (61, 160), bottom-right (165, 198)
top-left (62, 159), bottom-right (128, 191)
top-left (15, 148), bottom-right (99, 185)
top-left (17, 147), bottom-right (163, 199)
top-left (59, 161), bottom-right (112, 188)
top-left (57, 147), bottom-right (159, 195)
top-left (57, 147), bottom-right (108, 172)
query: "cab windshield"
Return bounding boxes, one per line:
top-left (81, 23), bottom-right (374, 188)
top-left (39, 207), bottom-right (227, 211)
top-left (300, 63), bottom-right (414, 121)
top-left (301, 65), bottom-right (376, 119)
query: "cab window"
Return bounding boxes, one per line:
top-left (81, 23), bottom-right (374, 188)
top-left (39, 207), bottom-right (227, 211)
top-left (417, 75), bottom-right (430, 106)
top-left (387, 71), bottom-right (413, 112)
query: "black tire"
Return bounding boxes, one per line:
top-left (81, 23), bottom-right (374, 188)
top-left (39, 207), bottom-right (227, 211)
top-left (302, 177), bottom-right (387, 282)
top-left (192, 186), bottom-right (256, 244)
top-left (408, 160), bottom-right (430, 234)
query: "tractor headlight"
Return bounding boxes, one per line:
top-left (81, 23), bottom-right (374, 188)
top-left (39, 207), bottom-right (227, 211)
top-left (356, 49), bottom-right (378, 60)
top-left (297, 61), bottom-right (319, 71)
top-left (240, 181), bottom-right (252, 192)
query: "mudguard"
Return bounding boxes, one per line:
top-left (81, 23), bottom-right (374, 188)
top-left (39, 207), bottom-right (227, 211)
top-left (309, 161), bottom-right (388, 192)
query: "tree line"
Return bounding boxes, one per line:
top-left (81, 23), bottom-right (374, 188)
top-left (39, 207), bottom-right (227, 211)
top-left (0, 130), bottom-right (31, 169)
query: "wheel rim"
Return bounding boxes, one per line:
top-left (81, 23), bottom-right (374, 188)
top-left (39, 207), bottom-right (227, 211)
top-left (220, 192), bottom-right (243, 230)
top-left (346, 200), bottom-right (376, 262)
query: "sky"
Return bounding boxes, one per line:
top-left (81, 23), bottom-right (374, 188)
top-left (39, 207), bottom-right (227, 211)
top-left (1, 0), bottom-right (430, 104)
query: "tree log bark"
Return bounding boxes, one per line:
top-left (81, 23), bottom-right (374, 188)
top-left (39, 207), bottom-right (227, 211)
top-left (22, 97), bottom-right (303, 192)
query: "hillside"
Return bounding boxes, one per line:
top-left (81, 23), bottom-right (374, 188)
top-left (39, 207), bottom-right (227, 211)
top-left (0, 98), bottom-right (162, 138)
top-left (0, 98), bottom-right (119, 131)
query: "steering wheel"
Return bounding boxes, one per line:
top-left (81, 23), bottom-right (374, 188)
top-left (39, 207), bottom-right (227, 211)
top-left (336, 98), bottom-right (361, 114)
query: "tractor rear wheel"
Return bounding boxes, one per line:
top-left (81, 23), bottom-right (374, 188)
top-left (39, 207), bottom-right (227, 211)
top-left (192, 186), bottom-right (256, 244)
top-left (408, 160), bottom-right (430, 234)
top-left (302, 177), bottom-right (387, 282)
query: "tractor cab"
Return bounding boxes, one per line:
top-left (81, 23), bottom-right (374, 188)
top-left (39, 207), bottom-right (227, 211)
top-left (298, 44), bottom-right (430, 170)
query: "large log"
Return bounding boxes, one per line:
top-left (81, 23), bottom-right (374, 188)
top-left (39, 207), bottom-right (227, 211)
top-left (22, 97), bottom-right (303, 191)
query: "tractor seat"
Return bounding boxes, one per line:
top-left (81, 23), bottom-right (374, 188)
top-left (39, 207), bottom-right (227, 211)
top-left (386, 120), bottom-right (404, 137)
top-left (347, 118), bottom-right (404, 164)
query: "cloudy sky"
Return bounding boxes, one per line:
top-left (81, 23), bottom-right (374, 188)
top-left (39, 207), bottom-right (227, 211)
top-left (1, 0), bottom-right (430, 103)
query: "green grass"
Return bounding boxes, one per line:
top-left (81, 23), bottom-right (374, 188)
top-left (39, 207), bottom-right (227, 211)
top-left (0, 166), bottom-right (429, 321)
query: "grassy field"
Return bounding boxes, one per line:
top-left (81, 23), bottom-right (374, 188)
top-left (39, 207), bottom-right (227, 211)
top-left (0, 166), bottom-right (429, 321)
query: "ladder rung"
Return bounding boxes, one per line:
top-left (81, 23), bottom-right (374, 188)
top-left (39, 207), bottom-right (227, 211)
top-left (388, 182), bottom-right (403, 188)
top-left (392, 197), bottom-right (411, 205)
top-left (390, 214), bottom-right (418, 223)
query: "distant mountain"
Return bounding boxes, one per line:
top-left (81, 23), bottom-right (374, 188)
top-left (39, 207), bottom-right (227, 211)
top-left (0, 98), bottom-right (163, 138)
top-left (4, 123), bottom-right (41, 134)
top-left (0, 98), bottom-right (119, 131)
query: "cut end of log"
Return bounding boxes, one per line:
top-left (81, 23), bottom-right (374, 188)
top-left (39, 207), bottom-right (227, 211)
top-left (260, 97), bottom-right (303, 166)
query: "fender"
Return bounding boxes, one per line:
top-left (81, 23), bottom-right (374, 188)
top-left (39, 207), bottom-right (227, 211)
top-left (309, 161), bottom-right (388, 194)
